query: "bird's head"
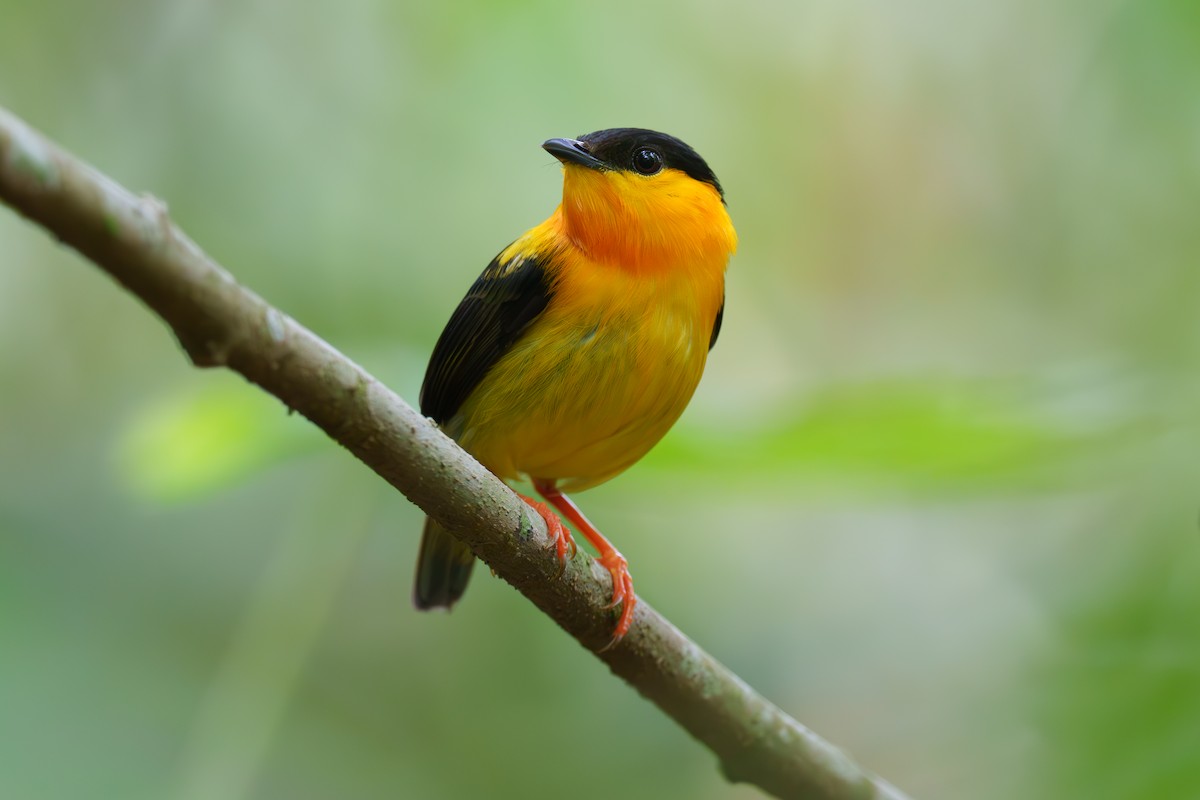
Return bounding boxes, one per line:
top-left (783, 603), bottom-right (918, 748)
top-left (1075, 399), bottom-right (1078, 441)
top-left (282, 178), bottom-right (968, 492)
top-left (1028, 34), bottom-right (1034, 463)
top-left (543, 128), bottom-right (737, 273)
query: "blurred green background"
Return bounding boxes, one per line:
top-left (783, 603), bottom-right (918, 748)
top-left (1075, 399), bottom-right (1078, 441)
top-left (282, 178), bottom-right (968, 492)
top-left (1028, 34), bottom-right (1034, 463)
top-left (2, 1), bottom-right (1199, 798)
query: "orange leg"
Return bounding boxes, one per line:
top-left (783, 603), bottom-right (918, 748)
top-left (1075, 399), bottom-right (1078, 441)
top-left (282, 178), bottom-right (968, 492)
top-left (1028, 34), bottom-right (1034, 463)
top-left (534, 479), bottom-right (636, 647)
top-left (516, 493), bottom-right (577, 569)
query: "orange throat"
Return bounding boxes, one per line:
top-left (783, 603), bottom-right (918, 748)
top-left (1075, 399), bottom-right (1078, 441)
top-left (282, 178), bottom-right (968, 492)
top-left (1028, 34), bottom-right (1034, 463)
top-left (553, 164), bottom-right (737, 275)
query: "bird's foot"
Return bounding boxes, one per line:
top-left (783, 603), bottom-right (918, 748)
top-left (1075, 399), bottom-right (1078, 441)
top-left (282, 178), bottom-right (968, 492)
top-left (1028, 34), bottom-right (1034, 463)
top-left (518, 494), bottom-right (577, 574)
top-left (596, 548), bottom-right (636, 651)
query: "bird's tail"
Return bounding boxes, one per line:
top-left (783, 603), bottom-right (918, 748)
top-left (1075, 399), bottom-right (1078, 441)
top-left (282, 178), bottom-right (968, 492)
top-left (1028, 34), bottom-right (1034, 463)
top-left (413, 517), bottom-right (476, 610)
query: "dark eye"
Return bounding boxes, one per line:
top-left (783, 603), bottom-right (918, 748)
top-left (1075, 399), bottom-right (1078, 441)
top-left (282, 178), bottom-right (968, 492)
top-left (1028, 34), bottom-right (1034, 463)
top-left (632, 147), bottom-right (663, 175)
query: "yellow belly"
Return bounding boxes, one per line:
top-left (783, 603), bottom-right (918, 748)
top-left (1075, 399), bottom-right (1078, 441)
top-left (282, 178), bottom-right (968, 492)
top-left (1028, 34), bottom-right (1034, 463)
top-left (448, 256), bottom-right (722, 492)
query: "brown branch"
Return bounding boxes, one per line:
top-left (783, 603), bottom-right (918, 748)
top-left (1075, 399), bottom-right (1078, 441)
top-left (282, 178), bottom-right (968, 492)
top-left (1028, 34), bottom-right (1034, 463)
top-left (0, 105), bottom-right (911, 800)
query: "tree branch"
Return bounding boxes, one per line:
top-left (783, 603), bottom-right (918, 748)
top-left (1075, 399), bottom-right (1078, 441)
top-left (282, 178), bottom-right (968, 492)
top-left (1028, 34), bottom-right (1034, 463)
top-left (0, 105), bottom-right (910, 800)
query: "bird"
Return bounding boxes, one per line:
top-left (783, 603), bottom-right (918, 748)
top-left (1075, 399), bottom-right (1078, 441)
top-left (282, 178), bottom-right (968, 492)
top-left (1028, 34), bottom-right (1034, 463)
top-left (413, 128), bottom-right (737, 646)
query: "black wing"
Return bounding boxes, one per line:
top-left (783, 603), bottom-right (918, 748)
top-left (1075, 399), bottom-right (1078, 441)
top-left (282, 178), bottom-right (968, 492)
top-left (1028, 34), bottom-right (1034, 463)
top-left (420, 252), bottom-right (553, 424)
top-left (708, 295), bottom-right (724, 351)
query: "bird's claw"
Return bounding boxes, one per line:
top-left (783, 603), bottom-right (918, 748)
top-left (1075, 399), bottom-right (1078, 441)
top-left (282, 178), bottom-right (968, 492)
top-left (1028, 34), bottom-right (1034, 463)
top-left (518, 491), bottom-right (636, 650)
top-left (519, 494), bottom-right (577, 574)
top-left (597, 549), bottom-right (636, 648)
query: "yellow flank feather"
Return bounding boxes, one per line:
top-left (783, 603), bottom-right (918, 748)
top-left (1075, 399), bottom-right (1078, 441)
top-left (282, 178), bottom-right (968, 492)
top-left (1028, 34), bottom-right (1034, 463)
top-left (450, 163), bottom-right (737, 492)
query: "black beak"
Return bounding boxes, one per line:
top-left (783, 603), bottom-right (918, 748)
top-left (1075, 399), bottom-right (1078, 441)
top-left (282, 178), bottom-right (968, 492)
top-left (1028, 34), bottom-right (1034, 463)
top-left (542, 138), bottom-right (605, 170)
